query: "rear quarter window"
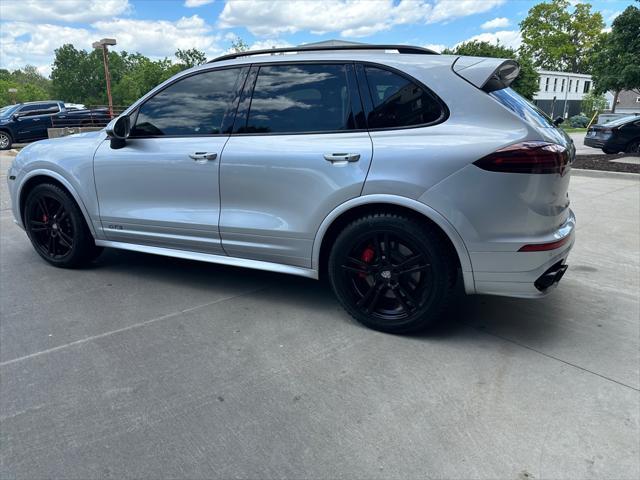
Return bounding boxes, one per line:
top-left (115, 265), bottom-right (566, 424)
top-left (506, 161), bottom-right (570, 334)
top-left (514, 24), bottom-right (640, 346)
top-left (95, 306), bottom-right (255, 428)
top-left (364, 66), bottom-right (445, 129)
top-left (491, 88), bottom-right (555, 128)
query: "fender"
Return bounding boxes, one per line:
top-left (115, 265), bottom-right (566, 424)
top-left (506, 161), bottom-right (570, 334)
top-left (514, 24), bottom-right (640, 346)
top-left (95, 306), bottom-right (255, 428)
top-left (311, 194), bottom-right (476, 294)
top-left (16, 169), bottom-right (98, 237)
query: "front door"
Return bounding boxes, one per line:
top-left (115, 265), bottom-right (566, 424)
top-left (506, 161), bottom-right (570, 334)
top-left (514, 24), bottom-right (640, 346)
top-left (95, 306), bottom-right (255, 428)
top-left (94, 66), bottom-right (247, 254)
top-left (14, 103), bottom-right (56, 141)
top-left (220, 63), bottom-right (373, 267)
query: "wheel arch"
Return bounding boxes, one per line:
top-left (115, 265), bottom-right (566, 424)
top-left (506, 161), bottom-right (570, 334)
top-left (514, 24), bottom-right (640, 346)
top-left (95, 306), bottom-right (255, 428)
top-left (313, 194), bottom-right (475, 294)
top-left (17, 170), bottom-right (97, 236)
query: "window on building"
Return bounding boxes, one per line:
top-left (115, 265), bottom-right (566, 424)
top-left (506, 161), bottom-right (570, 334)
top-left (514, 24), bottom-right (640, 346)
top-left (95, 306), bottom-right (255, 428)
top-left (568, 79), bottom-right (572, 92)
top-left (561, 79), bottom-right (565, 92)
top-left (575, 80), bottom-right (579, 93)
top-left (544, 77), bottom-right (549, 92)
top-left (553, 78), bottom-right (558, 92)
top-left (583, 81), bottom-right (591, 94)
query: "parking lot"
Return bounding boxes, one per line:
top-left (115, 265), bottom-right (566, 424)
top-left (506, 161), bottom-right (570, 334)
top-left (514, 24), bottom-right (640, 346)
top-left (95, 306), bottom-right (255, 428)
top-left (1, 150), bottom-right (638, 478)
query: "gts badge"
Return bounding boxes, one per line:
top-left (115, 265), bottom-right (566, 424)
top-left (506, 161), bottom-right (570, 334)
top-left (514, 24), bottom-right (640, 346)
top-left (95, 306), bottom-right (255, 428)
top-left (107, 224), bottom-right (124, 230)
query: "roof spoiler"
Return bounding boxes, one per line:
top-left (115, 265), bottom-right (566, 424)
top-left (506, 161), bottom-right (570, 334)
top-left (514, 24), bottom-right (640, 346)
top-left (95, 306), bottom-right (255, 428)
top-left (452, 56), bottom-right (520, 93)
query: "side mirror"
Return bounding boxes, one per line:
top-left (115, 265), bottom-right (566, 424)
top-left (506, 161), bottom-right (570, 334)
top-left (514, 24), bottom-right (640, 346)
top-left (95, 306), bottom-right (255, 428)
top-left (553, 116), bottom-right (564, 126)
top-left (106, 115), bottom-right (130, 149)
top-left (12, 113), bottom-right (20, 121)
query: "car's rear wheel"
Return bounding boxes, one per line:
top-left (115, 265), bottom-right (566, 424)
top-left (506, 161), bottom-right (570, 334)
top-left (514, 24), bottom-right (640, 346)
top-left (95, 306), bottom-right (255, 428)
top-left (626, 139), bottom-right (640, 154)
top-left (0, 131), bottom-right (12, 150)
top-left (603, 147), bottom-right (618, 154)
top-left (328, 213), bottom-right (455, 333)
top-left (24, 183), bottom-right (102, 268)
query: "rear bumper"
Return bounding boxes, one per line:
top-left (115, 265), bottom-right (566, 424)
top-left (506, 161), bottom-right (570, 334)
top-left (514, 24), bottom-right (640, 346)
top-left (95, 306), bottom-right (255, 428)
top-left (584, 137), bottom-right (605, 149)
top-left (471, 209), bottom-right (576, 298)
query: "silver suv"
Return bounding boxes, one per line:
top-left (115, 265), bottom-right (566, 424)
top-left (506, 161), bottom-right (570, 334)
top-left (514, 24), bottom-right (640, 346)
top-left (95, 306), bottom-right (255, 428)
top-left (7, 44), bottom-right (575, 333)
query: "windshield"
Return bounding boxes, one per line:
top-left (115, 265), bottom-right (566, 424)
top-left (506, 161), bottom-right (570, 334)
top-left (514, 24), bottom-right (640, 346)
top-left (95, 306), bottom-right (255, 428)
top-left (490, 87), bottom-right (556, 128)
top-left (0, 105), bottom-right (19, 118)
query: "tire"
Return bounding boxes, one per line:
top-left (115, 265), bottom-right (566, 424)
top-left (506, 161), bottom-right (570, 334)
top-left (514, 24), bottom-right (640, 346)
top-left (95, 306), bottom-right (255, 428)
top-left (24, 183), bottom-right (102, 268)
top-left (328, 212), bottom-right (455, 334)
top-left (625, 139), bottom-right (640, 154)
top-left (602, 147), bottom-right (618, 154)
top-left (0, 131), bottom-right (12, 150)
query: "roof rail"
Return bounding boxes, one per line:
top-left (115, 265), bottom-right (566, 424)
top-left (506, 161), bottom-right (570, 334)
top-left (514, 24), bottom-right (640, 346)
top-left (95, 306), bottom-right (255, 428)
top-left (208, 44), bottom-right (438, 63)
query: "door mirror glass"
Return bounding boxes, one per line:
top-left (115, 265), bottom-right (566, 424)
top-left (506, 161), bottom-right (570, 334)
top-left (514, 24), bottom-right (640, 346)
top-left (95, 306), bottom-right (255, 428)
top-left (554, 116), bottom-right (564, 126)
top-left (106, 115), bottom-right (131, 139)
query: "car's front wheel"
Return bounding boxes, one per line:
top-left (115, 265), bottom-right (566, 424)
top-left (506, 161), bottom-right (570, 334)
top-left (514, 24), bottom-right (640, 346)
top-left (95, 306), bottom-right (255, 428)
top-left (24, 183), bottom-right (102, 268)
top-left (328, 213), bottom-right (455, 333)
top-left (0, 131), bottom-right (12, 150)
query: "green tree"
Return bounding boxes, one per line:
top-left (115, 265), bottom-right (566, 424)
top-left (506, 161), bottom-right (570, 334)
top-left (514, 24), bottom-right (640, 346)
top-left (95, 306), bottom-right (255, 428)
top-left (443, 41), bottom-right (539, 99)
top-left (175, 48), bottom-right (207, 68)
top-left (581, 90), bottom-right (607, 115)
top-left (590, 5), bottom-right (640, 112)
top-left (0, 65), bottom-right (51, 105)
top-left (520, 0), bottom-right (604, 73)
top-left (111, 57), bottom-right (176, 106)
top-left (230, 37), bottom-right (249, 53)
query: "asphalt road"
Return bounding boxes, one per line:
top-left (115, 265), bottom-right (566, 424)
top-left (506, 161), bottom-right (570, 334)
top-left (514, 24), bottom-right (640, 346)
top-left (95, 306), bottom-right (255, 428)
top-left (1, 150), bottom-right (639, 479)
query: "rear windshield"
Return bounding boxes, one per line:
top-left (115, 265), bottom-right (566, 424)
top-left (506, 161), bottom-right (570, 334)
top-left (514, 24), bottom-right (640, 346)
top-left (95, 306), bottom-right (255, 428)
top-left (601, 115), bottom-right (639, 127)
top-left (490, 87), bottom-right (555, 128)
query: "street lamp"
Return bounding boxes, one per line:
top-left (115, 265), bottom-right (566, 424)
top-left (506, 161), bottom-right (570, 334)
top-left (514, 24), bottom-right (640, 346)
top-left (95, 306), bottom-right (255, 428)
top-left (92, 38), bottom-right (117, 118)
top-left (8, 88), bottom-right (17, 104)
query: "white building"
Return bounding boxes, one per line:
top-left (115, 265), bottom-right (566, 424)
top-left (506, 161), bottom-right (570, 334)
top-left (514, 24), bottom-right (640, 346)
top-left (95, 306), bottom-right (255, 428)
top-left (532, 70), bottom-right (595, 118)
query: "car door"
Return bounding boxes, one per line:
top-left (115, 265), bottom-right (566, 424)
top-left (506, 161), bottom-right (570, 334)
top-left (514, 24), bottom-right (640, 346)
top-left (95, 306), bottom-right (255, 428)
top-left (219, 62), bottom-right (373, 268)
top-left (93, 66), bottom-right (248, 254)
top-left (13, 103), bottom-right (48, 141)
top-left (28, 102), bottom-right (59, 140)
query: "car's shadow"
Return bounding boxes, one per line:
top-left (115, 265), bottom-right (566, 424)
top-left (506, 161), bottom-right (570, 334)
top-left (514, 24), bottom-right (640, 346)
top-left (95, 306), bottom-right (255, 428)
top-left (90, 248), bottom-right (563, 345)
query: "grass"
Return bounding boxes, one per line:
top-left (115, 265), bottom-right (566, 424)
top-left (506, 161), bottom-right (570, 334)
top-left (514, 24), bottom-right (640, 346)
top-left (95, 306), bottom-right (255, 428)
top-left (560, 126), bottom-right (588, 134)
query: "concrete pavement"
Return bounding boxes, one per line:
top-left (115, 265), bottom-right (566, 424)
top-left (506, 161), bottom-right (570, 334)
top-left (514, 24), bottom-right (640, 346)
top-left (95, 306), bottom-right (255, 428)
top-left (569, 132), bottom-right (605, 155)
top-left (1, 151), bottom-right (638, 479)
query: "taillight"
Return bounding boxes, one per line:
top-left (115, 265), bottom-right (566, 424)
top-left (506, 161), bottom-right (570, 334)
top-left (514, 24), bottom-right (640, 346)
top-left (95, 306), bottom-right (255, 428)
top-left (473, 141), bottom-right (570, 174)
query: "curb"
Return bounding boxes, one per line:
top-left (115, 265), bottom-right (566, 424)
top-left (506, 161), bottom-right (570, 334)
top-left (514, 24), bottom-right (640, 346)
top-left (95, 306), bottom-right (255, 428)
top-left (572, 168), bottom-right (640, 179)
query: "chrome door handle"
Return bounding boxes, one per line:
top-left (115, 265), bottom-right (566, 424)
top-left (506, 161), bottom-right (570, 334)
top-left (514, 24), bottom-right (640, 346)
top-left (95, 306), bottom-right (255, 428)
top-left (189, 152), bottom-right (217, 162)
top-left (323, 153), bottom-right (360, 163)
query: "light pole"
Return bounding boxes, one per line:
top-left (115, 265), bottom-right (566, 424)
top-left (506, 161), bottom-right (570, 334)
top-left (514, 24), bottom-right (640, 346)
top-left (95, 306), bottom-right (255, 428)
top-left (92, 38), bottom-right (117, 118)
top-left (8, 88), bottom-right (17, 104)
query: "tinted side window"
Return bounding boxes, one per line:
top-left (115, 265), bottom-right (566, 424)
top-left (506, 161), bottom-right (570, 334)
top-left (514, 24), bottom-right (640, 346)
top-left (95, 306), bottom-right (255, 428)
top-left (242, 64), bottom-right (354, 134)
top-left (19, 104), bottom-right (46, 116)
top-left (131, 68), bottom-right (244, 137)
top-left (364, 66), bottom-right (444, 129)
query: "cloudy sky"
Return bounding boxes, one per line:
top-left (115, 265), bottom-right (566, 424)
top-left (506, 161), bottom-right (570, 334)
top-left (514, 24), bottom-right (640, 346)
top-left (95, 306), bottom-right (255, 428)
top-left (0, 0), bottom-right (631, 76)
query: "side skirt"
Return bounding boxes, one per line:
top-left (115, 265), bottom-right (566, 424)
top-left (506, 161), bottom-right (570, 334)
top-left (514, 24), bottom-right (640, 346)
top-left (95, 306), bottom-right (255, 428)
top-left (95, 240), bottom-right (319, 279)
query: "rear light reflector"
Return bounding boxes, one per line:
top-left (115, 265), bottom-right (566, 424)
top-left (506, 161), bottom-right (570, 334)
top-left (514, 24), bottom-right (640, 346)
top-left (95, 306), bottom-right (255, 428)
top-left (518, 235), bottom-right (571, 252)
top-left (473, 141), bottom-right (570, 174)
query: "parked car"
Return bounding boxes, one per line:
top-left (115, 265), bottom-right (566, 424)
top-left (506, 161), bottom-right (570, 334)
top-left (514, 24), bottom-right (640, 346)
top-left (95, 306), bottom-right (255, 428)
top-left (7, 44), bottom-right (576, 333)
top-left (0, 101), bottom-right (111, 150)
top-left (584, 114), bottom-right (640, 154)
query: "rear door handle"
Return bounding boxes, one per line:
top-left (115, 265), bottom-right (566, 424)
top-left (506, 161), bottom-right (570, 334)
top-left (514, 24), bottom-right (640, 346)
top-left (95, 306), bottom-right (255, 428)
top-left (189, 152), bottom-right (217, 162)
top-left (323, 153), bottom-right (360, 163)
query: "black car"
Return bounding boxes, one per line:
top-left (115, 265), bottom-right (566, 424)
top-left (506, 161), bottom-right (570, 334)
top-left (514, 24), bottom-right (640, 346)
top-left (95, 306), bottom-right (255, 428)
top-left (0, 101), bottom-right (112, 150)
top-left (584, 115), bottom-right (640, 154)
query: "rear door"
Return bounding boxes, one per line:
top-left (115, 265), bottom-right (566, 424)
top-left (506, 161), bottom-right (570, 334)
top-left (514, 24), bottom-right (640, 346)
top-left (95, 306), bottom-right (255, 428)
top-left (219, 62), bottom-right (373, 267)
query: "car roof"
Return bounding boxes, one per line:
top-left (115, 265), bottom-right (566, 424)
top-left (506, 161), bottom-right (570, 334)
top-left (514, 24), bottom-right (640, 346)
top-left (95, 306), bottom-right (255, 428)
top-left (189, 50), bottom-right (458, 73)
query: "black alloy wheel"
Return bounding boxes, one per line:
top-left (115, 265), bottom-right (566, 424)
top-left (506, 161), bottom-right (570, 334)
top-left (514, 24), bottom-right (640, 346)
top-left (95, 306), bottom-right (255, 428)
top-left (329, 213), bottom-right (455, 333)
top-left (24, 183), bottom-right (102, 267)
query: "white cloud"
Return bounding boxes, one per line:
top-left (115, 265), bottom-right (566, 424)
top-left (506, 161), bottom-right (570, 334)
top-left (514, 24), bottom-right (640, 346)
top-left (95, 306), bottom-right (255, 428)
top-left (0, 0), bottom-right (131, 23)
top-left (0, 15), bottom-right (224, 76)
top-left (428, 0), bottom-right (506, 24)
top-left (423, 43), bottom-right (447, 53)
top-left (456, 30), bottom-right (522, 50)
top-left (481, 17), bottom-right (510, 30)
top-left (218, 0), bottom-right (505, 38)
top-left (184, 0), bottom-right (215, 7)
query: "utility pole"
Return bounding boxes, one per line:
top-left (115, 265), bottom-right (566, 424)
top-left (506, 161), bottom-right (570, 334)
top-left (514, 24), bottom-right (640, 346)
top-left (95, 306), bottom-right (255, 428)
top-left (92, 38), bottom-right (117, 118)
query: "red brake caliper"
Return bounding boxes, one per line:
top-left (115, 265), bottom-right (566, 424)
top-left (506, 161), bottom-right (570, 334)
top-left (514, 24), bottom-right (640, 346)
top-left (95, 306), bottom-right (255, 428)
top-left (360, 245), bottom-right (375, 278)
top-left (42, 214), bottom-right (48, 223)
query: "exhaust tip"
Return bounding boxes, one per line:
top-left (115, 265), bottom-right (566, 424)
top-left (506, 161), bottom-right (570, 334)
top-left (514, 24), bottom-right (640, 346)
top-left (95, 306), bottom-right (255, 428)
top-left (535, 262), bottom-right (568, 292)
